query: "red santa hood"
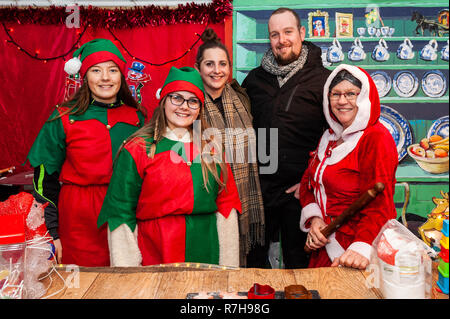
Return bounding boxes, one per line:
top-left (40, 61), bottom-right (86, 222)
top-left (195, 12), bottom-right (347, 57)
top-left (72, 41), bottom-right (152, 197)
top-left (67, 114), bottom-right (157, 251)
top-left (323, 64), bottom-right (380, 138)
top-left (317, 64), bottom-right (381, 164)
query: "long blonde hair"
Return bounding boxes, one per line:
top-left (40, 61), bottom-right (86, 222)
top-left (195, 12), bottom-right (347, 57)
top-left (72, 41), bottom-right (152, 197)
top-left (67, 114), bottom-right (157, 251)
top-left (119, 96), bottom-right (227, 190)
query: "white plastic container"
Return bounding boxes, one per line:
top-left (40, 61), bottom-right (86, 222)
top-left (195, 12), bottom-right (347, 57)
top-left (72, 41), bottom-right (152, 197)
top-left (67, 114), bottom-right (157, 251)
top-left (379, 258), bottom-right (426, 299)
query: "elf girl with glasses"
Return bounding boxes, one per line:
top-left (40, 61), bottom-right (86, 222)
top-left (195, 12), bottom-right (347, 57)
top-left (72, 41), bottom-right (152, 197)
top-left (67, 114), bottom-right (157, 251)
top-left (27, 39), bottom-right (147, 267)
top-left (98, 66), bottom-right (242, 267)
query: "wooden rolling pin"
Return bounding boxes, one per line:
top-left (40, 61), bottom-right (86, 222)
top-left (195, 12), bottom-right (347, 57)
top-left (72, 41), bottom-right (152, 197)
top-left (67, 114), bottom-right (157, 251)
top-left (304, 182), bottom-right (385, 253)
top-left (0, 166), bottom-right (15, 175)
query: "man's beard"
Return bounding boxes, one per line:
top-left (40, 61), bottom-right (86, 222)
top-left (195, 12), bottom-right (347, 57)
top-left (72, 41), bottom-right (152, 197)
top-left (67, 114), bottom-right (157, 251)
top-left (274, 50), bottom-right (300, 66)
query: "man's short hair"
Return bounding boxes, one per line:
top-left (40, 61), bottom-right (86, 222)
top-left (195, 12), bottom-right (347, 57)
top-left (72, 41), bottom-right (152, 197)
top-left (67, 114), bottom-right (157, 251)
top-left (270, 8), bottom-right (302, 30)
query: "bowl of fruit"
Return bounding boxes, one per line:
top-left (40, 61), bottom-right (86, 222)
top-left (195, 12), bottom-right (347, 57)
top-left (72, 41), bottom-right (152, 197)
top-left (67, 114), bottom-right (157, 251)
top-left (407, 135), bottom-right (449, 174)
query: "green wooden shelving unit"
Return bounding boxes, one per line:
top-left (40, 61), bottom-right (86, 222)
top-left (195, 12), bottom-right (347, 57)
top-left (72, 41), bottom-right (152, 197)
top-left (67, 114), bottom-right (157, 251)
top-left (233, 0), bottom-right (449, 218)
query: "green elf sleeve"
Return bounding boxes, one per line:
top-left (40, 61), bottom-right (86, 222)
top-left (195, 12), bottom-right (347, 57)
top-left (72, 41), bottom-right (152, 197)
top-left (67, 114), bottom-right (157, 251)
top-left (97, 147), bottom-right (142, 232)
top-left (27, 108), bottom-right (66, 175)
top-left (137, 110), bottom-right (146, 126)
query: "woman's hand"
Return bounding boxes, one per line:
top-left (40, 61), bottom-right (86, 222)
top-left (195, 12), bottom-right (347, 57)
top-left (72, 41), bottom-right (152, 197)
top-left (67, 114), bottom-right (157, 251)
top-left (285, 183), bottom-right (300, 199)
top-left (306, 217), bottom-right (329, 250)
top-left (53, 239), bottom-right (62, 264)
top-left (331, 249), bottom-right (369, 270)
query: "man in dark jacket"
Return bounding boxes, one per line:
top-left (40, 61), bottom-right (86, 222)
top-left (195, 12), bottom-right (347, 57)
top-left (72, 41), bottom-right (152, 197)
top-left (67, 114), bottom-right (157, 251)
top-left (242, 8), bottom-right (331, 268)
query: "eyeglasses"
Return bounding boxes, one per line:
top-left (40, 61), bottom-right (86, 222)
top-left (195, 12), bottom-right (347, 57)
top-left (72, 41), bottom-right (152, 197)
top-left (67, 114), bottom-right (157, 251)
top-left (329, 91), bottom-right (360, 101)
top-left (168, 94), bottom-right (201, 110)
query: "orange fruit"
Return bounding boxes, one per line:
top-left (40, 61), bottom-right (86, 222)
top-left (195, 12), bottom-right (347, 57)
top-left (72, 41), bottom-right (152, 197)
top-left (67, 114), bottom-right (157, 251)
top-left (434, 149), bottom-right (448, 158)
top-left (429, 135), bottom-right (443, 143)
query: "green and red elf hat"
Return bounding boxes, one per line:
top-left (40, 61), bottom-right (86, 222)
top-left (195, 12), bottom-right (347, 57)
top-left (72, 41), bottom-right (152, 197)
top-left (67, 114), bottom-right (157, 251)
top-left (64, 38), bottom-right (127, 78)
top-left (157, 66), bottom-right (205, 105)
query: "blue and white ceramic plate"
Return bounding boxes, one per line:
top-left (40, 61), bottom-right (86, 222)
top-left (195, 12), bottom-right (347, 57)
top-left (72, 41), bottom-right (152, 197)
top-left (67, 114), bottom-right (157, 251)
top-left (380, 105), bottom-right (414, 162)
top-left (421, 70), bottom-right (447, 98)
top-left (427, 115), bottom-right (449, 139)
top-left (371, 71), bottom-right (392, 98)
top-left (393, 71), bottom-right (419, 98)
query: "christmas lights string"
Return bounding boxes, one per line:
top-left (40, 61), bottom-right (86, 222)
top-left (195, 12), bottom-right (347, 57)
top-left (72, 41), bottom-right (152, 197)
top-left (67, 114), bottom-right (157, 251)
top-left (2, 22), bottom-right (88, 62)
top-left (107, 24), bottom-right (208, 66)
top-left (0, 0), bottom-right (231, 64)
top-left (2, 21), bottom-right (208, 66)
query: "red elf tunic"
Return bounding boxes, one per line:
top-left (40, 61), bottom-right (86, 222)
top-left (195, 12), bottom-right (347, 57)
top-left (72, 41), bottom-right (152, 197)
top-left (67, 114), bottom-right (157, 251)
top-left (299, 65), bottom-right (398, 267)
top-left (27, 103), bottom-right (145, 266)
top-left (97, 132), bottom-right (242, 266)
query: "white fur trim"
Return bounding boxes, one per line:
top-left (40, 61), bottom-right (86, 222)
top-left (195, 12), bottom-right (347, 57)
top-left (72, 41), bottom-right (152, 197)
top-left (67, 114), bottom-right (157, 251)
top-left (64, 57), bottom-right (82, 75)
top-left (156, 88), bottom-right (162, 99)
top-left (108, 223), bottom-right (142, 267)
top-left (300, 203), bottom-right (323, 232)
top-left (325, 233), bottom-right (345, 262)
top-left (216, 208), bottom-right (239, 267)
top-left (347, 241), bottom-right (373, 261)
top-left (317, 131), bottom-right (364, 165)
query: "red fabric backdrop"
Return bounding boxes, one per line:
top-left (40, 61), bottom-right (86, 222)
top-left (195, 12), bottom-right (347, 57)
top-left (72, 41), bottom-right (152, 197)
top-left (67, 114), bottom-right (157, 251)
top-left (0, 22), bottom-right (226, 173)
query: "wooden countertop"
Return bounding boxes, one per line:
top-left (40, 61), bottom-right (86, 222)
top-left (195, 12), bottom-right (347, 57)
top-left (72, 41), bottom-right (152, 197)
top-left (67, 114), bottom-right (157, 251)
top-left (40, 262), bottom-right (448, 299)
top-left (41, 265), bottom-right (382, 299)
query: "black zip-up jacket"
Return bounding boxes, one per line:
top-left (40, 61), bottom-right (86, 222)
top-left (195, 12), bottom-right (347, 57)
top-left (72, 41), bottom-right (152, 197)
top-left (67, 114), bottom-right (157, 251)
top-left (242, 41), bottom-right (331, 207)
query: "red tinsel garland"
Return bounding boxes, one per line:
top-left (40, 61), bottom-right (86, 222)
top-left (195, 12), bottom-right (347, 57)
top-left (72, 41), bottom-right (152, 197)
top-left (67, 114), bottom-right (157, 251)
top-left (0, 0), bottom-right (233, 28)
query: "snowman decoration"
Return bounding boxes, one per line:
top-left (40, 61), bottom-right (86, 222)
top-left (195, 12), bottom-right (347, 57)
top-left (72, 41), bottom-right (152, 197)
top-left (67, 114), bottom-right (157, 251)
top-left (127, 61), bottom-right (151, 104)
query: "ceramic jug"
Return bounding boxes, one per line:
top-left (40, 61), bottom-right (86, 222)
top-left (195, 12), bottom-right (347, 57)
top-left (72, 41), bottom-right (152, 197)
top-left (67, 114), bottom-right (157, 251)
top-left (348, 38), bottom-right (366, 61)
top-left (327, 38), bottom-right (344, 63)
top-left (441, 40), bottom-right (449, 62)
top-left (397, 38), bottom-right (415, 60)
top-left (420, 39), bottom-right (438, 61)
top-left (372, 38), bottom-right (390, 62)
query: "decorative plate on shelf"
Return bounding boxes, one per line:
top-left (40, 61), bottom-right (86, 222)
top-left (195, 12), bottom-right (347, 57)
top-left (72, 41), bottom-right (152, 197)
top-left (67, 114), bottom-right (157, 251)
top-left (421, 70), bottom-right (447, 98)
top-left (371, 71), bottom-right (392, 98)
top-left (427, 115), bottom-right (449, 139)
top-left (380, 105), bottom-right (414, 162)
top-left (393, 71), bottom-right (419, 98)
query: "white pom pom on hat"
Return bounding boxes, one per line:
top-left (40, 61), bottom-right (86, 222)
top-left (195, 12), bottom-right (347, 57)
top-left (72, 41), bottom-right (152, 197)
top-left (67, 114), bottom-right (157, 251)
top-left (64, 57), bottom-right (82, 75)
top-left (156, 88), bottom-right (162, 99)
top-left (63, 39), bottom-right (127, 78)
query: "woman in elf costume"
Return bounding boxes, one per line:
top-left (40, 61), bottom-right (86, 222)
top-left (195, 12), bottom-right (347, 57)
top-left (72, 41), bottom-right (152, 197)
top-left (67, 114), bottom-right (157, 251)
top-left (299, 64), bottom-right (398, 269)
top-left (97, 66), bottom-right (242, 267)
top-left (27, 39), bottom-right (147, 267)
top-left (194, 28), bottom-right (265, 267)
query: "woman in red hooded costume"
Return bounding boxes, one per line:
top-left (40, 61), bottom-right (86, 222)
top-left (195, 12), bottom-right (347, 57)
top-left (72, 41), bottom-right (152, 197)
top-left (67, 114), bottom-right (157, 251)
top-left (299, 64), bottom-right (398, 269)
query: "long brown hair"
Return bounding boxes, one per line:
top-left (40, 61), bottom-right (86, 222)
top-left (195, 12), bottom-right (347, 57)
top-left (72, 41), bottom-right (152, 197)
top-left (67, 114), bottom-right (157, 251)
top-left (119, 96), bottom-right (227, 191)
top-left (52, 72), bottom-right (147, 119)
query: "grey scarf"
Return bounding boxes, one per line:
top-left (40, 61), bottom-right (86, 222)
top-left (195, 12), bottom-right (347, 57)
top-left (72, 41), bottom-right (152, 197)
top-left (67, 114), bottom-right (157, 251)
top-left (261, 45), bottom-right (309, 87)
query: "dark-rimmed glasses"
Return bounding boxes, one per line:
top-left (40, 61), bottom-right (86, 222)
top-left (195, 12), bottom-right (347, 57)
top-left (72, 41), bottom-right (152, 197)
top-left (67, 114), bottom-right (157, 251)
top-left (329, 91), bottom-right (360, 101)
top-left (168, 94), bottom-right (201, 110)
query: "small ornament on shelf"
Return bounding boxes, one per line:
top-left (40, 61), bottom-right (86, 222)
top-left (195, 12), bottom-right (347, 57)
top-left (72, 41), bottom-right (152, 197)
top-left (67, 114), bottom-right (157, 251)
top-left (335, 12), bottom-right (353, 38)
top-left (420, 39), bottom-right (439, 61)
top-left (308, 10), bottom-right (330, 38)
